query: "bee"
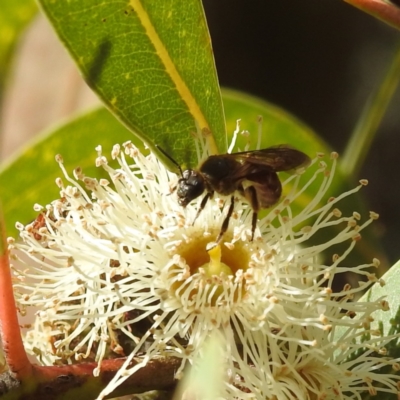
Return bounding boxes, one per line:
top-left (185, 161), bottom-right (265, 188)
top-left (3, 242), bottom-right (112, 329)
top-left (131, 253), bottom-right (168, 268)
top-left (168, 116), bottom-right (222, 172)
top-left (158, 145), bottom-right (311, 242)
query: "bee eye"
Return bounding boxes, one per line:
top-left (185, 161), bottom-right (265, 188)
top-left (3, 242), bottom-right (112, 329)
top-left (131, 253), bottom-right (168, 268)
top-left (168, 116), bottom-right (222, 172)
top-left (176, 171), bottom-right (205, 206)
top-left (177, 184), bottom-right (189, 198)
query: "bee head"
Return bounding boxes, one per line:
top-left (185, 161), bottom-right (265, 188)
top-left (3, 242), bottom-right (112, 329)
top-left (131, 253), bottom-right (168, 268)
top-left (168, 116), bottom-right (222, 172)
top-left (176, 169), bottom-right (205, 207)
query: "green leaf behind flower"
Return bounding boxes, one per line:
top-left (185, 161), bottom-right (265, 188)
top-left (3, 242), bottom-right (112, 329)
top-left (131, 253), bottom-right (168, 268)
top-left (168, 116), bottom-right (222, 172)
top-left (0, 108), bottom-right (134, 238)
top-left (37, 0), bottom-right (225, 169)
top-left (223, 89), bottom-right (388, 271)
top-left (361, 259), bottom-right (400, 340)
top-left (223, 88), bottom-right (332, 211)
top-left (341, 260), bottom-right (400, 400)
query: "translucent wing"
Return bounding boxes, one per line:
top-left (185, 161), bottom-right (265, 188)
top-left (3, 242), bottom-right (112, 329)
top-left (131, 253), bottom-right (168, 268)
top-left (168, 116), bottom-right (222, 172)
top-left (228, 145), bottom-right (311, 172)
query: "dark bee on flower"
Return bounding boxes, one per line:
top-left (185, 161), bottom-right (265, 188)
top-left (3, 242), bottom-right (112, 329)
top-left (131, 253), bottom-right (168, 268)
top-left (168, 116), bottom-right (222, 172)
top-left (159, 145), bottom-right (310, 242)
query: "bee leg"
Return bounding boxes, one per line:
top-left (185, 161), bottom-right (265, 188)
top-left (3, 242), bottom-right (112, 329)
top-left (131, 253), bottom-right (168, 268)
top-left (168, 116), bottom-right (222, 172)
top-left (192, 192), bottom-right (213, 225)
top-left (216, 195), bottom-right (235, 243)
top-left (240, 185), bottom-right (259, 241)
top-left (250, 212), bottom-right (258, 241)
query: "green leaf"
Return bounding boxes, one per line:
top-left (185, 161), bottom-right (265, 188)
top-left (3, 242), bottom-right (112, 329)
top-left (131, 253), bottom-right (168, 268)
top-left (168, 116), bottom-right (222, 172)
top-left (0, 0), bottom-right (37, 97)
top-left (37, 0), bottom-right (225, 169)
top-left (362, 261), bottom-right (400, 400)
top-left (330, 261), bottom-right (400, 400)
top-left (361, 259), bottom-right (400, 339)
top-left (348, 261), bottom-right (400, 400)
top-left (0, 108), bottom-right (135, 239)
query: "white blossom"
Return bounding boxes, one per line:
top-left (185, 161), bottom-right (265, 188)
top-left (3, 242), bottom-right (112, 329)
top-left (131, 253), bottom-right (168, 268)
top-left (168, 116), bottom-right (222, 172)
top-left (8, 134), bottom-right (400, 400)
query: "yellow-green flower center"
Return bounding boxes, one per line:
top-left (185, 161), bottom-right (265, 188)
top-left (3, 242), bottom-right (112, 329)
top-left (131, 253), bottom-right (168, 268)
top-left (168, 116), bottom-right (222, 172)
top-left (169, 233), bottom-right (252, 306)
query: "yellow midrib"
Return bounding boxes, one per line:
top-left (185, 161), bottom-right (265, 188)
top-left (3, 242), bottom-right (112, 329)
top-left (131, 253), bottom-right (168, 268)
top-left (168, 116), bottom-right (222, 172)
top-left (130, 0), bottom-right (218, 154)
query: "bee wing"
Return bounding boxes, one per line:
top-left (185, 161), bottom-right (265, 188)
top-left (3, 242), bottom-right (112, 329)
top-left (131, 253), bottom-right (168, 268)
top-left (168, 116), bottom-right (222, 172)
top-left (230, 145), bottom-right (311, 171)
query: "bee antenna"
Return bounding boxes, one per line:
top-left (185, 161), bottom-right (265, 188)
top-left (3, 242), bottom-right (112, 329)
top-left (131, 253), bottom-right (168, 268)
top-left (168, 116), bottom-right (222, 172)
top-left (155, 145), bottom-right (183, 176)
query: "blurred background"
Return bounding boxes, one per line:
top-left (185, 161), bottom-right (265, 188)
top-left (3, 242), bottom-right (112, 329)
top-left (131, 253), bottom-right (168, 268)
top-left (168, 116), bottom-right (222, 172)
top-left (1, 0), bottom-right (400, 263)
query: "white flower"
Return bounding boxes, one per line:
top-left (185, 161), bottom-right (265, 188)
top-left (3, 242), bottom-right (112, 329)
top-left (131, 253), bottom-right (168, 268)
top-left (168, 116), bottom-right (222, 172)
top-left (8, 134), bottom-right (400, 400)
